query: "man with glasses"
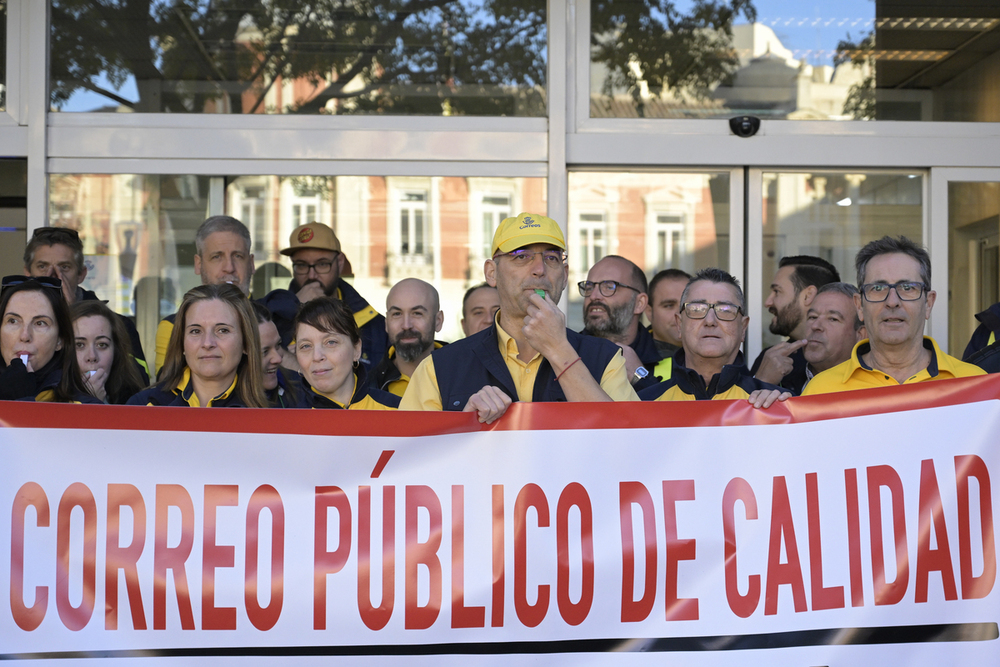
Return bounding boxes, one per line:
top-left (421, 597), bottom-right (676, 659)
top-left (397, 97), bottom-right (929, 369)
top-left (579, 255), bottom-right (661, 386)
top-left (24, 226), bottom-right (148, 377)
top-left (154, 215), bottom-right (255, 374)
top-left (803, 236), bottom-right (983, 395)
top-left (640, 268), bottom-right (785, 403)
top-left (401, 212), bottom-right (638, 422)
top-left (271, 221), bottom-right (387, 375)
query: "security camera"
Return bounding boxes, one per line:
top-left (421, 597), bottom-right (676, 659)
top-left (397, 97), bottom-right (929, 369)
top-left (729, 115), bottom-right (761, 138)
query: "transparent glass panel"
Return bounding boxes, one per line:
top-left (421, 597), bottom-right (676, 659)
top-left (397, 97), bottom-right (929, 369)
top-left (567, 171), bottom-right (731, 331)
top-left (51, 0), bottom-right (546, 116)
top-left (48, 174), bottom-right (212, 361)
top-left (948, 181), bottom-right (1000, 357)
top-left (51, 173), bottom-right (545, 346)
top-left (760, 170), bottom-right (923, 348)
top-left (0, 1), bottom-right (6, 110)
top-left (591, 0), bottom-right (1000, 122)
top-left (0, 159), bottom-right (27, 273)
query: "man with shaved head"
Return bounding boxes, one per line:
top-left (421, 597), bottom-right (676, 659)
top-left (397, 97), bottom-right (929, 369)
top-left (373, 278), bottom-right (445, 397)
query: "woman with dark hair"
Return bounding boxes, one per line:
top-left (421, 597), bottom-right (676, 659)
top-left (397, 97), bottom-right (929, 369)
top-left (0, 275), bottom-right (100, 403)
top-left (71, 300), bottom-right (148, 404)
top-left (127, 283), bottom-right (267, 407)
top-left (295, 297), bottom-right (399, 410)
top-left (252, 301), bottom-right (308, 408)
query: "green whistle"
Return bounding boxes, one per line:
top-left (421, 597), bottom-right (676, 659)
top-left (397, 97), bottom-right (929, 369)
top-left (535, 289), bottom-right (546, 298)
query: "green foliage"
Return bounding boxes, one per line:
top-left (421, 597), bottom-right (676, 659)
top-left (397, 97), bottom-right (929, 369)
top-left (50, 0), bottom-right (546, 115)
top-left (590, 0), bottom-right (756, 116)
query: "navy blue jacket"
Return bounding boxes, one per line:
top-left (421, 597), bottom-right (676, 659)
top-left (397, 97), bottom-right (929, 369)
top-left (271, 278), bottom-right (390, 379)
top-left (640, 351), bottom-right (782, 401)
top-left (750, 344), bottom-right (808, 395)
top-left (432, 322), bottom-right (621, 410)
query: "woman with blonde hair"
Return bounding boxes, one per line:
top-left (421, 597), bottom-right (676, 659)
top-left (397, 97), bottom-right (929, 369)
top-left (71, 300), bottom-right (147, 404)
top-left (128, 283), bottom-right (267, 407)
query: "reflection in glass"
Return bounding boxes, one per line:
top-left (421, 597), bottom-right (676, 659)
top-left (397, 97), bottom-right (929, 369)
top-left (948, 182), bottom-right (1000, 356)
top-left (760, 170), bottom-right (923, 348)
top-left (591, 0), bottom-right (1000, 122)
top-left (49, 174), bottom-right (212, 359)
top-left (0, 2), bottom-right (5, 110)
top-left (50, 0), bottom-right (546, 116)
top-left (566, 171), bottom-right (730, 331)
top-left (52, 173), bottom-right (545, 345)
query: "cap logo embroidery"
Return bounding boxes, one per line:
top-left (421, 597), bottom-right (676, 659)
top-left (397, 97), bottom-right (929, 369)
top-left (298, 228), bottom-right (315, 243)
top-left (519, 215), bottom-right (540, 229)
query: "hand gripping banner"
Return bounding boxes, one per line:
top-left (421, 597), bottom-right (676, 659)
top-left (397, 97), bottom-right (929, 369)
top-left (1, 375), bottom-right (999, 665)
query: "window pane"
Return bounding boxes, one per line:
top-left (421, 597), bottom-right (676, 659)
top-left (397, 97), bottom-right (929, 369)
top-left (0, 3), bottom-right (6, 111)
top-left (591, 0), bottom-right (1000, 122)
top-left (948, 181), bottom-right (1000, 357)
top-left (760, 170), bottom-right (923, 348)
top-left (51, 0), bottom-right (546, 116)
top-left (567, 171), bottom-right (730, 331)
top-left (48, 174), bottom-right (212, 362)
top-left (52, 174), bottom-right (545, 343)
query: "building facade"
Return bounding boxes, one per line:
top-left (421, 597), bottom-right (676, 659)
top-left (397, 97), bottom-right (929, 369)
top-left (2, 1), bottom-right (999, 351)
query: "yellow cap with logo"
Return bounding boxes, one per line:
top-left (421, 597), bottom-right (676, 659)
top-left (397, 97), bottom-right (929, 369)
top-left (491, 212), bottom-right (566, 256)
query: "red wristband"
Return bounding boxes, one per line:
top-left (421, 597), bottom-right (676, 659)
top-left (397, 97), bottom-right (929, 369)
top-left (555, 356), bottom-right (582, 382)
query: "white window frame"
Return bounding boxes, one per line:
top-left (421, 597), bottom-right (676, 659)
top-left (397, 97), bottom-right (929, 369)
top-left (11, 0), bottom-right (1000, 351)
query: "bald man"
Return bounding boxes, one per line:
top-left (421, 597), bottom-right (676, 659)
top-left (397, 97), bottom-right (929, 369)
top-left (372, 278), bottom-right (446, 396)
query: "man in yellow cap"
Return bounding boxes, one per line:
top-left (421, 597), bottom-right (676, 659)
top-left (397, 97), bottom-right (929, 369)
top-left (264, 221), bottom-right (388, 376)
top-left (401, 212), bottom-right (638, 421)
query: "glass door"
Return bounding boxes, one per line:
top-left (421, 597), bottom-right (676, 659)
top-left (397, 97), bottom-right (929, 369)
top-left (747, 169), bottom-right (926, 359)
top-left (933, 168), bottom-right (1000, 358)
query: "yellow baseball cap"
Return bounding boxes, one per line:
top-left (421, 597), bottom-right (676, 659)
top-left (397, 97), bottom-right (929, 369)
top-left (281, 222), bottom-right (353, 277)
top-left (491, 212), bottom-right (566, 256)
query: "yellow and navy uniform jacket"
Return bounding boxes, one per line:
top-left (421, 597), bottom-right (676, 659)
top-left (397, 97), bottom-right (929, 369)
top-left (1, 353), bottom-right (101, 404)
top-left (638, 351), bottom-right (782, 401)
top-left (801, 336), bottom-right (985, 395)
top-left (372, 341), bottom-right (447, 397)
top-left (581, 324), bottom-right (665, 391)
top-left (266, 369), bottom-right (312, 408)
top-left (303, 368), bottom-right (400, 410)
top-left (254, 279), bottom-right (389, 386)
top-left (962, 302), bottom-right (1000, 373)
top-left (400, 319), bottom-right (638, 411)
top-left (153, 312), bottom-right (179, 378)
top-left (963, 302), bottom-right (1000, 359)
top-left (126, 368), bottom-right (246, 407)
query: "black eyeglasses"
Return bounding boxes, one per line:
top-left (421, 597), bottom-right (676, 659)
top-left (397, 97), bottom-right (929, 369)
top-left (681, 301), bottom-right (743, 321)
top-left (578, 280), bottom-right (640, 298)
top-left (292, 253), bottom-right (340, 276)
top-left (860, 281), bottom-right (927, 302)
top-left (1, 275), bottom-right (63, 293)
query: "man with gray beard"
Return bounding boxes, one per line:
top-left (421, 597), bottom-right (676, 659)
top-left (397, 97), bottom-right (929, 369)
top-left (373, 278), bottom-right (446, 397)
top-left (579, 255), bottom-right (661, 387)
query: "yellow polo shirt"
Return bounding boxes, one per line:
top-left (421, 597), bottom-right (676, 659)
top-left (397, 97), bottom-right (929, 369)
top-left (400, 324), bottom-right (638, 410)
top-left (801, 336), bottom-right (985, 395)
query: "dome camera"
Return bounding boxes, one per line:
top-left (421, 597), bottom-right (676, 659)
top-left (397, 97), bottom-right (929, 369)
top-left (729, 115), bottom-right (761, 138)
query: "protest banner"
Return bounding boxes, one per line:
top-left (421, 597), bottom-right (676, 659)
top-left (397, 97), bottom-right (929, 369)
top-left (1, 375), bottom-right (999, 665)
